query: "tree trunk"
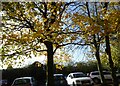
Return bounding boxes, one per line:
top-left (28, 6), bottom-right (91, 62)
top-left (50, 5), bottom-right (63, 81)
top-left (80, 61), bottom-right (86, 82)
top-left (86, 2), bottom-right (105, 85)
top-left (105, 35), bottom-right (118, 86)
top-left (95, 49), bottom-right (106, 85)
top-left (93, 35), bottom-right (106, 85)
top-left (44, 41), bottom-right (54, 86)
top-left (103, 3), bottom-right (118, 86)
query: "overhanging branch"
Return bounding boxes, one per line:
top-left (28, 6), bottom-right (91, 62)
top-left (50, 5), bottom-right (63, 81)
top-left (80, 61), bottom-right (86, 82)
top-left (53, 42), bottom-right (93, 54)
top-left (33, 48), bottom-right (47, 52)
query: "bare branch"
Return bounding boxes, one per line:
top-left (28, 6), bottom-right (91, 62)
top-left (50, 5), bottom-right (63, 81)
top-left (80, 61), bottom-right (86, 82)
top-left (33, 48), bottom-right (47, 52)
top-left (33, 2), bottom-right (44, 15)
top-left (59, 42), bottom-right (92, 47)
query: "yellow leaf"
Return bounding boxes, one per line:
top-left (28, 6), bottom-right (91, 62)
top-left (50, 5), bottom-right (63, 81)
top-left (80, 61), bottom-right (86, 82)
top-left (44, 19), bottom-right (47, 22)
top-left (72, 25), bottom-right (75, 28)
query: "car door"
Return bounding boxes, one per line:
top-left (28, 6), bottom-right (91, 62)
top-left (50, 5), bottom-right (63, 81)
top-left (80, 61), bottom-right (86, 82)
top-left (66, 74), bottom-right (73, 85)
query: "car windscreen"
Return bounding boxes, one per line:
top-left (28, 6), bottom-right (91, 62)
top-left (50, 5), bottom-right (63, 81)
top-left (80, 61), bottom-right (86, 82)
top-left (14, 79), bottom-right (30, 85)
top-left (91, 72), bottom-right (99, 75)
top-left (73, 73), bottom-right (86, 78)
top-left (103, 71), bottom-right (111, 75)
top-left (54, 76), bottom-right (65, 80)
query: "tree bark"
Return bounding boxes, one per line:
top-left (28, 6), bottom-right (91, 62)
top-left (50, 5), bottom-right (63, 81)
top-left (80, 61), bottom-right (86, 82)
top-left (44, 41), bottom-right (54, 86)
top-left (86, 2), bottom-right (105, 85)
top-left (105, 35), bottom-right (118, 86)
top-left (93, 35), bottom-right (106, 85)
top-left (103, 2), bottom-right (118, 86)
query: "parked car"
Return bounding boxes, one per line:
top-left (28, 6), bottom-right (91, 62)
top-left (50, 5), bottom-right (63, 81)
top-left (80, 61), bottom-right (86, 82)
top-left (54, 74), bottom-right (68, 86)
top-left (116, 71), bottom-right (120, 83)
top-left (66, 72), bottom-right (94, 86)
top-left (89, 71), bottom-right (111, 84)
top-left (89, 71), bottom-right (120, 84)
top-left (46, 74), bottom-right (68, 86)
top-left (0, 79), bottom-right (8, 86)
top-left (11, 77), bottom-right (37, 86)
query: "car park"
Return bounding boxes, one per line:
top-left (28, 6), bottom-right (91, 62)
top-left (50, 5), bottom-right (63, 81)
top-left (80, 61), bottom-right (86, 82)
top-left (11, 77), bottom-right (37, 86)
top-left (66, 72), bottom-right (94, 86)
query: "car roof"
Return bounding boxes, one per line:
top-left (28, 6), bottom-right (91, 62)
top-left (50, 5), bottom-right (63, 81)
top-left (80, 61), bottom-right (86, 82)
top-left (91, 71), bottom-right (110, 73)
top-left (14, 77), bottom-right (33, 80)
top-left (90, 71), bottom-right (99, 73)
top-left (69, 72), bottom-right (84, 75)
top-left (54, 74), bottom-right (64, 76)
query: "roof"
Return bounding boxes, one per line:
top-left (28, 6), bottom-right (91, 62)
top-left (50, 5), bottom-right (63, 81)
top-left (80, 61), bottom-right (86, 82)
top-left (90, 71), bottom-right (111, 73)
top-left (14, 77), bottom-right (33, 80)
top-left (54, 74), bottom-right (64, 76)
top-left (69, 72), bottom-right (84, 75)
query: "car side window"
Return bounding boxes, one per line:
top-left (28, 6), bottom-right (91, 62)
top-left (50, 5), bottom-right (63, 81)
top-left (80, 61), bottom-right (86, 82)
top-left (69, 75), bottom-right (73, 78)
top-left (92, 72), bottom-right (99, 75)
top-left (103, 71), bottom-right (111, 75)
top-left (14, 79), bottom-right (30, 85)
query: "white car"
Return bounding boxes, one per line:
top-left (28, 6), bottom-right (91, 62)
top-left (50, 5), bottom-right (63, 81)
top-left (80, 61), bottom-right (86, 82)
top-left (66, 72), bottom-right (94, 86)
top-left (11, 77), bottom-right (37, 86)
top-left (89, 71), bottom-right (112, 84)
top-left (89, 71), bottom-right (120, 84)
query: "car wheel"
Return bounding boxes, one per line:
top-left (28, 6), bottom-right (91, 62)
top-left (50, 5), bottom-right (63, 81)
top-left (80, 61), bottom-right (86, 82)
top-left (72, 82), bottom-right (75, 86)
top-left (93, 78), bottom-right (100, 84)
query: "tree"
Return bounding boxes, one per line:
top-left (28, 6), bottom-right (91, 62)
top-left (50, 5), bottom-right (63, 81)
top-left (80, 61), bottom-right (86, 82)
top-left (7, 64), bottom-right (13, 69)
top-left (101, 45), bottom-right (120, 70)
top-left (72, 2), bottom-right (120, 85)
top-left (102, 2), bottom-right (120, 86)
top-left (1, 2), bottom-right (120, 86)
top-left (53, 49), bottom-right (72, 65)
top-left (72, 2), bottom-right (106, 85)
top-left (1, 2), bottom-right (74, 86)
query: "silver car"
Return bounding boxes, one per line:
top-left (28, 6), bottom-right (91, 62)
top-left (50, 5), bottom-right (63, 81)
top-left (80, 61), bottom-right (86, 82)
top-left (11, 77), bottom-right (37, 86)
